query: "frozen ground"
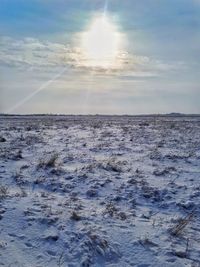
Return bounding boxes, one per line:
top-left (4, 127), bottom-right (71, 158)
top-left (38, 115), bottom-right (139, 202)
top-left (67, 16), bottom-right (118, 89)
top-left (0, 115), bottom-right (200, 267)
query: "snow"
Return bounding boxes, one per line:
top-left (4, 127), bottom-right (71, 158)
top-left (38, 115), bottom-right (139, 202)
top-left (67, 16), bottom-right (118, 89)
top-left (0, 115), bottom-right (200, 266)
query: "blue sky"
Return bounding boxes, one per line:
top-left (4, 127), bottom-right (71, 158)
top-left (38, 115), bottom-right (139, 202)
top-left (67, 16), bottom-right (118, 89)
top-left (0, 0), bottom-right (200, 114)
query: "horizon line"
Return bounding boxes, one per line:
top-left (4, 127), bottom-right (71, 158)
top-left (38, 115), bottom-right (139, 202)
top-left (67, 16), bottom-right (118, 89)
top-left (1, 113), bottom-right (200, 117)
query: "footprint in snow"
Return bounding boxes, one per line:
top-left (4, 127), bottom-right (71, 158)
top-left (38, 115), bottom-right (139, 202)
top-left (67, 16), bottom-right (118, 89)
top-left (46, 250), bottom-right (57, 256)
top-left (25, 242), bottom-right (33, 248)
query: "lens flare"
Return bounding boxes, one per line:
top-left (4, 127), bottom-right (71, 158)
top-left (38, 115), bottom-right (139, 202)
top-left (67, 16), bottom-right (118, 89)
top-left (81, 15), bottom-right (121, 68)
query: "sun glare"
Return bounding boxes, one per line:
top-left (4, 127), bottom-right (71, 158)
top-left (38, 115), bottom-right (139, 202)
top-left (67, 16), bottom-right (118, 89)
top-left (81, 15), bottom-right (121, 68)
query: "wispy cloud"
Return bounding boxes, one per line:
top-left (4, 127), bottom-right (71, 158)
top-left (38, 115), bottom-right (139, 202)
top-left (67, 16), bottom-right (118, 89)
top-left (0, 36), bottom-right (186, 78)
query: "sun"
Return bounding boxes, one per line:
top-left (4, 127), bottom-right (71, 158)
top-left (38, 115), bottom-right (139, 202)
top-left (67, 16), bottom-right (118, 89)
top-left (81, 15), bottom-right (121, 68)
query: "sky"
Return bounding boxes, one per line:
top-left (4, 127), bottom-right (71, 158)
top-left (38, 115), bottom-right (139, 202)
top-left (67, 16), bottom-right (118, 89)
top-left (0, 0), bottom-right (200, 114)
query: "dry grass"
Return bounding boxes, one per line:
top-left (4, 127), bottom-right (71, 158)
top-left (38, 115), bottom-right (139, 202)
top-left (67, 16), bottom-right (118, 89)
top-left (57, 251), bottom-right (65, 267)
top-left (70, 211), bottom-right (81, 221)
top-left (171, 211), bottom-right (195, 236)
top-left (0, 185), bottom-right (9, 200)
top-left (38, 153), bottom-right (59, 169)
top-left (139, 236), bottom-right (158, 248)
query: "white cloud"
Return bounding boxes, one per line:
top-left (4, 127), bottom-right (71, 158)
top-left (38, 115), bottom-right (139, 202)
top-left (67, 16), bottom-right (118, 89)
top-left (0, 36), bottom-right (186, 78)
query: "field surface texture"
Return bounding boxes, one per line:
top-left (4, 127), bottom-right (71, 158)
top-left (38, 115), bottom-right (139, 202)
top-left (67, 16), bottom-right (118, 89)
top-left (0, 115), bottom-right (200, 267)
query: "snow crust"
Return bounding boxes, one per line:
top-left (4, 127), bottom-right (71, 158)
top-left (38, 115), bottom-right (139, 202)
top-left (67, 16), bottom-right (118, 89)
top-left (0, 115), bottom-right (200, 266)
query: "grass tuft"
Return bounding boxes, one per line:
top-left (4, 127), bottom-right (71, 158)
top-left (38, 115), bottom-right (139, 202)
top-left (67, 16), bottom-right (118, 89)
top-left (170, 211), bottom-right (195, 236)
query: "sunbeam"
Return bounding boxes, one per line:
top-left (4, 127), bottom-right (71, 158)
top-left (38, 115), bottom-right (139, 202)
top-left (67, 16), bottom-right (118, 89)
top-left (103, 0), bottom-right (108, 17)
top-left (6, 68), bottom-right (67, 113)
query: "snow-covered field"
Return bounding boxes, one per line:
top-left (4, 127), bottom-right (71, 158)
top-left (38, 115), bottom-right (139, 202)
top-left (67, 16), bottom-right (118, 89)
top-left (0, 115), bottom-right (200, 267)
